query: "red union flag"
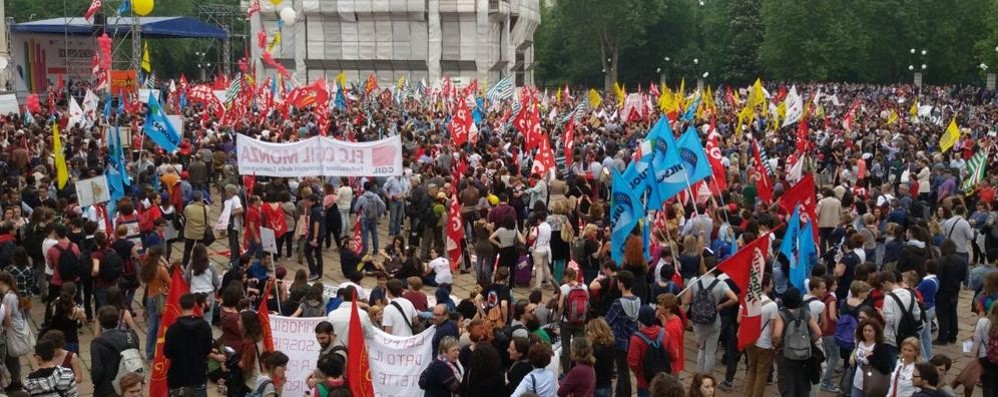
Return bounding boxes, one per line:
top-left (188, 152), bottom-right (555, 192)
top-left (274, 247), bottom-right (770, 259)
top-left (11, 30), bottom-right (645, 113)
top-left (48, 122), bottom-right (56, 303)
top-left (531, 133), bottom-right (556, 178)
top-left (450, 96), bottom-right (472, 146)
top-left (716, 234), bottom-right (771, 351)
top-left (564, 117), bottom-right (576, 168)
top-left (705, 129), bottom-right (727, 193)
top-left (446, 195), bottom-right (464, 270)
top-left (286, 78), bottom-right (330, 108)
top-left (347, 293), bottom-right (375, 397)
top-left (149, 268), bottom-right (191, 397)
top-left (84, 0), bottom-right (101, 22)
top-left (751, 140), bottom-right (773, 203)
top-left (779, 173), bottom-right (819, 241)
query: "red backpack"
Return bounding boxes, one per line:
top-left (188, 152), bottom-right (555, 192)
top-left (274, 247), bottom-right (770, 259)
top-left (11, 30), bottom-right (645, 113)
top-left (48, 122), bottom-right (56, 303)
top-left (565, 284), bottom-right (589, 326)
top-left (988, 328), bottom-right (998, 364)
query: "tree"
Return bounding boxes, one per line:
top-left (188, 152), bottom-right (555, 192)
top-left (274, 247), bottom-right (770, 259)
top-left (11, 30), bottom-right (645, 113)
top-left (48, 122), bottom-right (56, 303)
top-left (719, 0), bottom-right (764, 84)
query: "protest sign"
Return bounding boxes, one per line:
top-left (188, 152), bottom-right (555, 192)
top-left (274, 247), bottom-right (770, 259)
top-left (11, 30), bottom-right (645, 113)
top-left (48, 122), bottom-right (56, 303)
top-left (236, 134), bottom-right (403, 177)
top-left (367, 326), bottom-right (436, 397)
top-left (268, 316), bottom-right (326, 395)
top-left (76, 175), bottom-right (110, 207)
top-left (261, 227), bottom-right (277, 253)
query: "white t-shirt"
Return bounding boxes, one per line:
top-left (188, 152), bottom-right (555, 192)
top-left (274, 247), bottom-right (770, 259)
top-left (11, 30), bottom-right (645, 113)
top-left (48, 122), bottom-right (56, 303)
top-left (338, 282), bottom-right (369, 301)
top-left (224, 196), bottom-right (243, 230)
top-left (688, 275), bottom-right (731, 325)
top-left (383, 297), bottom-right (418, 337)
top-left (803, 294), bottom-right (826, 326)
top-left (327, 305), bottom-right (374, 348)
top-left (42, 238), bottom-right (59, 276)
top-left (755, 298), bottom-right (779, 349)
top-left (429, 257), bottom-right (453, 285)
top-left (559, 282), bottom-right (589, 320)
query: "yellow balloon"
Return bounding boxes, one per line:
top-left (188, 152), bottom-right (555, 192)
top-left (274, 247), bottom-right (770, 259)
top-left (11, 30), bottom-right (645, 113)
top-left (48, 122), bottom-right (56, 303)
top-left (132, 0), bottom-right (154, 16)
top-left (268, 0), bottom-right (283, 5)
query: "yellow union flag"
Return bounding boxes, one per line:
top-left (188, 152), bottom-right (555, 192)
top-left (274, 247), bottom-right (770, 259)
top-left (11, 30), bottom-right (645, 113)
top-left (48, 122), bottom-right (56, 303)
top-left (588, 89), bottom-right (602, 109)
top-left (939, 118), bottom-right (961, 153)
top-left (53, 123), bottom-right (68, 189)
top-left (886, 109), bottom-right (899, 125)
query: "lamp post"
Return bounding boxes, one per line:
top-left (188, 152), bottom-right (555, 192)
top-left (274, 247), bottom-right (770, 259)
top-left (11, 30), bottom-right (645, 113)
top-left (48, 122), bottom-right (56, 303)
top-left (909, 48), bottom-right (927, 87)
top-left (989, 47), bottom-right (998, 90)
top-left (659, 56), bottom-right (671, 87)
top-left (604, 57), bottom-right (612, 92)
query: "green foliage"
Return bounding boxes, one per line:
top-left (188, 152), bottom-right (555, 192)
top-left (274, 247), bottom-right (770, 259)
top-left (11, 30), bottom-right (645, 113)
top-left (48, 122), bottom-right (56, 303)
top-left (536, 0), bottom-right (998, 86)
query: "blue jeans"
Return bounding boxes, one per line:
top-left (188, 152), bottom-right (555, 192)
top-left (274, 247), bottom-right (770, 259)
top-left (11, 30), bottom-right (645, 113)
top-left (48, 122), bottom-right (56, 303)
top-left (146, 296), bottom-right (162, 359)
top-left (246, 240), bottom-right (263, 259)
top-left (821, 335), bottom-right (841, 387)
top-left (920, 307), bottom-right (935, 359)
top-left (637, 389), bottom-right (649, 397)
top-left (227, 227), bottom-right (240, 265)
top-left (388, 200), bottom-right (405, 236)
top-left (361, 218), bottom-right (379, 255)
top-left (475, 254), bottom-right (494, 287)
top-left (594, 387), bottom-right (611, 397)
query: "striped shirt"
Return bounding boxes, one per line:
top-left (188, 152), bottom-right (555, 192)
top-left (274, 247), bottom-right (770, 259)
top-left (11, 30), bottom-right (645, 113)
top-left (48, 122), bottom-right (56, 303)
top-left (25, 366), bottom-right (79, 397)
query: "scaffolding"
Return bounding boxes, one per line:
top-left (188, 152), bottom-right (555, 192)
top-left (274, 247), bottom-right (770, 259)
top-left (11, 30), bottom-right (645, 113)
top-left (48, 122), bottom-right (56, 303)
top-left (197, 3), bottom-right (245, 77)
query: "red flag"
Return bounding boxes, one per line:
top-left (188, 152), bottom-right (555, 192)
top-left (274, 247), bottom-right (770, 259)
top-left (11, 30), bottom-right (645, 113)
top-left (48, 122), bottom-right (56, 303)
top-left (347, 294), bottom-right (375, 397)
top-left (364, 74), bottom-right (379, 94)
top-left (778, 173), bottom-right (819, 240)
top-left (842, 101), bottom-right (860, 131)
top-left (446, 195), bottom-right (464, 270)
top-left (243, 174), bottom-right (256, 196)
top-left (715, 234), bottom-right (771, 351)
top-left (649, 83), bottom-right (660, 98)
top-left (349, 221), bottom-right (362, 254)
top-left (149, 268), bottom-right (191, 397)
top-left (751, 140), bottom-right (773, 204)
top-left (450, 96), bottom-right (473, 147)
top-left (796, 111), bottom-right (811, 154)
top-left (286, 78), bottom-right (330, 109)
top-left (705, 128), bottom-right (727, 194)
top-left (531, 133), bottom-right (556, 177)
top-left (258, 281), bottom-right (275, 353)
top-left (84, 0), bottom-right (102, 22)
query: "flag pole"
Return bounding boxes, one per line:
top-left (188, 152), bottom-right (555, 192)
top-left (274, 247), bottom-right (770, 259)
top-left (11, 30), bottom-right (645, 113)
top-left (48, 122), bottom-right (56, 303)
top-left (269, 253), bottom-right (282, 315)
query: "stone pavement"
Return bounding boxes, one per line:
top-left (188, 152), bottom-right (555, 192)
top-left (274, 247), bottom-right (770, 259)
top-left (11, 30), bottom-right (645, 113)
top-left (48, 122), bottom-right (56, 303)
top-left (14, 218), bottom-right (985, 397)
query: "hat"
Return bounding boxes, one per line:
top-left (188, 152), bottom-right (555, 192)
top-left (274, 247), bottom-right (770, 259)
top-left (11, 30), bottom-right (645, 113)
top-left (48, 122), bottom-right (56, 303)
top-left (436, 192), bottom-right (447, 200)
top-left (181, 171), bottom-right (189, 180)
top-left (638, 305), bottom-right (658, 327)
top-left (275, 266), bottom-right (287, 279)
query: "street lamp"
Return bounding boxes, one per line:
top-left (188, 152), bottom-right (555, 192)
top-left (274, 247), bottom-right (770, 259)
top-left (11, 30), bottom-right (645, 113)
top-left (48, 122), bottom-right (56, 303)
top-left (908, 47), bottom-right (927, 87)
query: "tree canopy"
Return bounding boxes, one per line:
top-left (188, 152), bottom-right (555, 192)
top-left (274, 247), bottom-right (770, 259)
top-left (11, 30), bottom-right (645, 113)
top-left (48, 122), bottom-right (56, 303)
top-left (536, 0), bottom-right (996, 87)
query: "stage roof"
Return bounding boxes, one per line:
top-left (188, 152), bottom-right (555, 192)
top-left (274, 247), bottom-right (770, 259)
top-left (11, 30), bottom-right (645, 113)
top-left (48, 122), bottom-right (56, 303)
top-left (11, 17), bottom-right (228, 39)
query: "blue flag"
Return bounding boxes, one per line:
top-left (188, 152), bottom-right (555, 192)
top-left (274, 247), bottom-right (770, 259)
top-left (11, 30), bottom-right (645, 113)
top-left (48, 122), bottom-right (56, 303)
top-left (649, 119), bottom-right (686, 207)
top-left (676, 127), bottom-right (713, 184)
top-left (117, 0), bottom-right (131, 15)
top-left (682, 96), bottom-right (700, 122)
top-left (142, 94), bottom-right (181, 152)
top-left (103, 96), bottom-right (112, 119)
top-left (611, 168), bottom-right (642, 265)
top-left (780, 206), bottom-right (800, 266)
top-left (642, 118), bottom-right (665, 210)
top-left (793, 221), bottom-right (817, 292)
top-left (473, 98), bottom-right (484, 126)
top-left (335, 86), bottom-right (347, 111)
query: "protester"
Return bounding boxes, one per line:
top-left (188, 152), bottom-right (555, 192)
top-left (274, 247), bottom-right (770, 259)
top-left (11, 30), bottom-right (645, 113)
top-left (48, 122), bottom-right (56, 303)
top-left (163, 293), bottom-right (215, 396)
top-left (90, 306), bottom-right (140, 396)
top-left (24, 340), bottom-right (79, 397)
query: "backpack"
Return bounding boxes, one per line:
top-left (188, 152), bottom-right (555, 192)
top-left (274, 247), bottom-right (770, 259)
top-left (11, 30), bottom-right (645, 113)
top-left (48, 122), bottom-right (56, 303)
top-left (246, 379), bottom-right (274, 397)
top-left (571, 237), bottom-right (587, 264)
top-left (95, 338), bottom-right (143, 396)
top-left (55, 245), bottom-right (81, 282)
top-left (99, 248), bottom-right (125, 283)
top-left (689, 279), bottom-right (721, 325)
top-left (118, 253), bottom-right (140, 290)
top-left (780, 307), bottom-right (813, 361)
top-left (834, 309), bottom-right (858, 351)
top-left (362, 195), bottom-right (383, 220)
top-left (635, 329), bottom-right (672, 379)
top-left (300, 300), bottom-right (325, 317)
top-left (888, 291), bottom-right (924, 347)
top-left (564, 285), bottom-right (589, 326)
top-left (988, 329), bottom-right (998, 364)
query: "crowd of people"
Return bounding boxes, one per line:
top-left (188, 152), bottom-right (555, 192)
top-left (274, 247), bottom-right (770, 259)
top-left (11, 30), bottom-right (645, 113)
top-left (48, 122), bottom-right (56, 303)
top-left (0, 78), bottom-right (992, 397)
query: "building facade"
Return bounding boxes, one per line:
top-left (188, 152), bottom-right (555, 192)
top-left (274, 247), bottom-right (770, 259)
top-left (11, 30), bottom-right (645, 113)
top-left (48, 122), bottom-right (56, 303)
top-left (248, 0), bottom-right (540, 87)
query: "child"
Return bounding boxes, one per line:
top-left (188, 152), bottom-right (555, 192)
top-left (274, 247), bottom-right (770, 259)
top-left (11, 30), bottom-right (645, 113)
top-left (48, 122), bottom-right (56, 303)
top-left (310, 354), bottom-right (348, 396)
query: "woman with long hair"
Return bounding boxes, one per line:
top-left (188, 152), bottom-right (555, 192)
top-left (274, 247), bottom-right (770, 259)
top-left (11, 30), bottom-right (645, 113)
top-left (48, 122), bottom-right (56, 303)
top-left (657, 293), bottom-right (685, 375)
top-left (139, 245), bottom-right (170, 360)
top-left (585, 318), bottom-right (616, 397)
top-left (547, 200), bottom-right (572, 285)
top-left (558, 337), bottom-right (596, 397)
top-left (44, 282), bottom-right (85, 353)
top-left (460, 342), bottom-right (504, 397)
top-left (184, 243), bottom-right (220, 324)
top-left (490, 216), bottom-right (524, 272)
top-left (688, 373), bottom-right (716, 397)
top-left (848, 319), bottom-right (892, 397)
top-left (678, 235), bottom-right (702, 282)
top-left (622, 235), bottom-right (649, 303)
top-left (963, 301), bottom-right (998, 397)
top-left (94, 286), bottom-right (137, 337)
top-left (39, 330), bottom-right (84, 384)
top-left (219, 282), bottom-right (246, 352)
top-left (237, 310), bottom-right (266, 395)
top-left (506, 337), bottom-right (532, 395)
top-left (253, 350), bottom-right (290, 397)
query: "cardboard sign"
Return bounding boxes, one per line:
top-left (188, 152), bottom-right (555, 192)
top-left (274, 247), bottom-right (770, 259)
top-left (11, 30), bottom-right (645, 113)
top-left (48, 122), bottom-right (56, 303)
top-left (76, 175), bottom-right (111, 207)
top-left (110, 70), bottom-right (138, 96)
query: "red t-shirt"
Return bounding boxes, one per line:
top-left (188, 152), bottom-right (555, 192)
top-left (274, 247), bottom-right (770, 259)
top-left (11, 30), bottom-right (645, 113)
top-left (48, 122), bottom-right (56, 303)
top-left (47, 242), bottom-right (80, 286)
top-left (244, 205), bottom-right (261, 241)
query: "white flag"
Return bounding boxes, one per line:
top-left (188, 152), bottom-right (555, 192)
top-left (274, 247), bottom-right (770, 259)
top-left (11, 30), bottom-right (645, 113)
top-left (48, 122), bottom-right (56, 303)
top-left (68, 98), bottom-right (87, 129)
top-left (82, 89), bottom-right (100, 119)
top-left (782, 86), bottom-right (803, 127)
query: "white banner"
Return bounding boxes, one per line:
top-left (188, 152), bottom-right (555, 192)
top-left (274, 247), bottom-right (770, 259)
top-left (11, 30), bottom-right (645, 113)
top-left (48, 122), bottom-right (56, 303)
top-left (268, 315), bottom-right (436, 397)
top-left (268, 316), bottom-right (327, 395)
top-left (367, 326), bottom-right (436, 397)
top-left (236, 134), bottom-right (403, 177)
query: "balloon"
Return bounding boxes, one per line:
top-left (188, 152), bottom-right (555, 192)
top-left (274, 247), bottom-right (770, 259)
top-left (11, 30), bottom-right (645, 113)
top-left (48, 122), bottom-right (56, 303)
top-left (268, 0), bottom-right (282, 5)
top-left (132, 0), bottom-right (154, 16)
top-left (279, 7), bottom-right (296, 26)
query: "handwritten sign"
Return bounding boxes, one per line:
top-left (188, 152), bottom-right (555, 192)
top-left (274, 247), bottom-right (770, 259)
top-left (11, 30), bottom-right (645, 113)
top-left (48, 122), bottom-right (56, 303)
top-left (367, 326), bottom-right (436, 397)
top-left (268, 315), bottom-right (326, 395)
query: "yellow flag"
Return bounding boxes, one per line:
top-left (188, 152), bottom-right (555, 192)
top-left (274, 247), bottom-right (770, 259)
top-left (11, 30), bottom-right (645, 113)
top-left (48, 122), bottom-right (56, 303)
top-left (588, 89), bottom-right (602, 109)
top-left (704, 86), bottom-right (716, 112)
top-left (940, 118), bottom-right (961, 153)
top-left (909, 99), bottom-right (918, 117)
top-left (141, 41), bottom-right (151, 73)
top-left (268, 31), bottom-right (281, 52)
top-left (396, 75), bottom-right (406, 90)
top-left (336, 71), bottom-right (347, 89)
top-left (555, 87), bottom-right (562, 103)
top-left (677, 78), bottom-right (686, 112)
top-left (613, 82), bottom-right (626, 108)
top-left (659, 89), bottom-right (675, 114)
top-left (747, 78), bottom-right (765, 109)
top-left (887, 109), bottom-right (899, 125)
top-left (53, 123), bottom-right (68, 189)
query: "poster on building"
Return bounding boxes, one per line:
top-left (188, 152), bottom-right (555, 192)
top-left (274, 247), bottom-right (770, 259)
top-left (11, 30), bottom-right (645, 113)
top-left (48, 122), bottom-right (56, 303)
top-left (11, 34), bottom-right (97, 92)
top-left (0, 94), bottom-right (18, 116)
top-left (76, 175), bottom-right (110, 208)
top-left (110, 70), bottom-right (138, 96)
top-left (236, 134), bottom-right (403, 177)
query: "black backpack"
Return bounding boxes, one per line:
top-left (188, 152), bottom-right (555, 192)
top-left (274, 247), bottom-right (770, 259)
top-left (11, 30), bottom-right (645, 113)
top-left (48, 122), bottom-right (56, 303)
top-left (888, 291), bottom-right (924, 347)
top-left (55, 245), bottom-right (81, 282)
top-left (225, 351), bottom-right (251, 397)
top-left (635, 329), bottom-right (672, 379)
top-left (99, 248), bottom-right (124, 283)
